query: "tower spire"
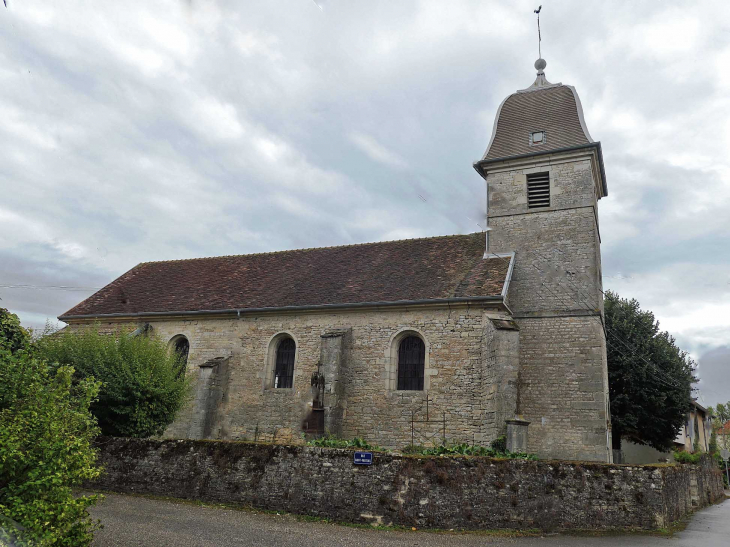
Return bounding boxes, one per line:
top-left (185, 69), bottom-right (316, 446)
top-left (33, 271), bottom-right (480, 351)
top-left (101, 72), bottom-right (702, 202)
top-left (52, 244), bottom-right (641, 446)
top-left (534, 5), bottom-right (542, 60)
top-left (528, 6), bottom-right (552, 89)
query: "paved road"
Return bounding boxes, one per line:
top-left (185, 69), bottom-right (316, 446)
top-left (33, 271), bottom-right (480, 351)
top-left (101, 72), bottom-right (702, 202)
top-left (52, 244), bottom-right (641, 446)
top-left (90, 493), bottom-right (730, 547)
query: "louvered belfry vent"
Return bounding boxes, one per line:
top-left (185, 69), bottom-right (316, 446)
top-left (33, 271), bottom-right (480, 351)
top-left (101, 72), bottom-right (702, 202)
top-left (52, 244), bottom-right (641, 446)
top-left (527, 172), bottom-right (550, 209)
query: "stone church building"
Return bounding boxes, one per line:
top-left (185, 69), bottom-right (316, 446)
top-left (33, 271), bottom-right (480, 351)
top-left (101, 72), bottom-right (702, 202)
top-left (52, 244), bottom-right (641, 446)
top-left (61, 59), bottom-right (612, 462)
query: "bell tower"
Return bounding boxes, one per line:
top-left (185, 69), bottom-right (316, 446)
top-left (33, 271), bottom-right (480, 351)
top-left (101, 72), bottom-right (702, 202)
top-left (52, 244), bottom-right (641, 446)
top-left (474, 59), bottom-right (612, 462)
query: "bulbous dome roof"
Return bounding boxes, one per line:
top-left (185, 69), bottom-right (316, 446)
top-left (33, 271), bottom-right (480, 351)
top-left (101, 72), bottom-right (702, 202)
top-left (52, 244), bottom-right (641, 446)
top-left (482, 61), bottom-right (594, 161)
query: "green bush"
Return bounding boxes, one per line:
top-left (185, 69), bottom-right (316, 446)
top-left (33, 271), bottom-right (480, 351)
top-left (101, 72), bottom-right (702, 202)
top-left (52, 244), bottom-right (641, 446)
top-left (0, 345), bottom-right (101, 546)
top-left (306, 434), bottom-right (380, 450)
top-left (306, 435), bottom-right (537, 460)
top-left (709, 430), bottom-right (718, 454)
top-left (35, 326), bottom-right (191, 438)
top-left (402, 442), bottom-right (538, 460)
top-left (0, 308), bottom-right (30, 355)
top-left (490, 435), bottom-right (507, 453)
top-left (672, 450), bottom-right (702, 464)
top-left (712, 452), bottom-right (729, 487)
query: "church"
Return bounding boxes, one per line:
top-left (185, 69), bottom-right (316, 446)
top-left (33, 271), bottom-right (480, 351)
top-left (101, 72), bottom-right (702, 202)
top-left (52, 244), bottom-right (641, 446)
top-left (61, 58), bottom-right (612, 462)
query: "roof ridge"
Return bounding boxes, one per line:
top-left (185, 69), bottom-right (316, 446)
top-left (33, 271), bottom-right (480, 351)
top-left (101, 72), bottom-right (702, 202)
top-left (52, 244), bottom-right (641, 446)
top-left (513, 82), bottom-right (565, 95)
top-left (137, 232), bottom-right (485, 266)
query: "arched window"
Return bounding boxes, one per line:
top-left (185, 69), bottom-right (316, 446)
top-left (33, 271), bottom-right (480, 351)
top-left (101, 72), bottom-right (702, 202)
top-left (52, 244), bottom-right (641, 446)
top-left (274, 337), bottom-right (296, 388)
top-left (397, 335), bottom-right (425, 391)
top-left (174, 336), bottom-right (190, 364)
top-left (171, 336), bottom-right (189, 377)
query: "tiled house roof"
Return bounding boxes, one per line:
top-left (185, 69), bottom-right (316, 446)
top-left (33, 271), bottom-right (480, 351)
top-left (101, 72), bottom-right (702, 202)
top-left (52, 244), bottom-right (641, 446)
top-left (60, 233), bottom-right (512, 319)
top-left (482, 85), bottom-right (592, 160)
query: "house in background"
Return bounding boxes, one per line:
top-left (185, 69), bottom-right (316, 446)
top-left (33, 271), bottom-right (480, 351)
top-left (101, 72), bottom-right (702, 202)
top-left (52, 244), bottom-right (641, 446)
top-left (716, 420), bottom-right (730, 450)
top-left (676, 401), bottom-right (712, 453)
top-left (620, 400), bottom-right (712, 464)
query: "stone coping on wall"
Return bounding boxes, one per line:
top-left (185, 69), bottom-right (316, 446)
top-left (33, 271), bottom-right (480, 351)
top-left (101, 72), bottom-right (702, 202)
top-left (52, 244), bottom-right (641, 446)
top-left (88, 437), bottom-right (725, 532)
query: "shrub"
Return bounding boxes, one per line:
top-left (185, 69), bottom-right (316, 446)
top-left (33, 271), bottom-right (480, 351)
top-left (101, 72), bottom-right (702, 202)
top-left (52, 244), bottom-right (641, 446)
top-left (35, 326), bottom-right (191, 438)
top-left (490, 435), bottom-right (507, 453)
top-left (402, 442), bottom-right (538, 460)
top-left (0, 308), bottom-right (30, 355)
top-left (709, 430), bottom-right (718, 454)
top-left (712, 451), bottom-right (729, 487)
top-left (672, 450), bottom-right (702, 464)
top-left (307, 434), bottom-right (380, 450)
top-left (0, 344), bottom-right (101, 546)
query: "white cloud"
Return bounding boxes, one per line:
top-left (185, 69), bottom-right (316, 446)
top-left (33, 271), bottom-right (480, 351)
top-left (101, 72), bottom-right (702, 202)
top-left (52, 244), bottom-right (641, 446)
top-left (186, 95), bottom-right (245, 141)
top-left (348, 132), bottom-right (408, 170)
top-left (0, 106), bottom-right (58, 150)
top-left (52, 241), bottom-right (89, 260)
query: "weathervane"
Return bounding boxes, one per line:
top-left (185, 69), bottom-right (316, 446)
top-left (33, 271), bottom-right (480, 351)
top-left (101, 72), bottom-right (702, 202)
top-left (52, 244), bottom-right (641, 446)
top-left (534, 5), bottom-right (542, 60)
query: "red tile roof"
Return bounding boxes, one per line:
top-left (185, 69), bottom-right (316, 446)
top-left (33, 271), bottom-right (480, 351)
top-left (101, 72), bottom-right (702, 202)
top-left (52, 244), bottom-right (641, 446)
top-left (60, 233), bottom-right (512, 319)
top-left (718, 421), bottom-right (730, 435)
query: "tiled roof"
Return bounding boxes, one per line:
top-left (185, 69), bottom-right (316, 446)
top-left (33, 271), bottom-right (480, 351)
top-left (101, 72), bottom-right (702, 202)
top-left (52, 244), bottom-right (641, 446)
top-left (60, 233), bottom-right (512, 319)
top-left (717, 421), bottom-right (730, 435)
top-left (483, 84), bottom-right (592, 160)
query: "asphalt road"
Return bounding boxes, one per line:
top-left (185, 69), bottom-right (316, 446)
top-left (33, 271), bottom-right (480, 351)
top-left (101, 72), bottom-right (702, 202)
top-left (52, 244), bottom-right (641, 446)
top-left (90, 492), bottom-right (730, 547)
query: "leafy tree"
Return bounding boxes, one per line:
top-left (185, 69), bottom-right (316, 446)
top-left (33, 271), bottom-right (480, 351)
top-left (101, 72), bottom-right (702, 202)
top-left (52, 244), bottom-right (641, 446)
top-left (0, 311), bottom-right (101, 546)
top-left (35, 326), bottom-right (191, 438)
top-left (709, 430), bottom-right (718, 454)
top-left (713, 402), bottom-right (730, 423)
top-left (709, 401), bottom-right (730, 450)
top-left (0, 308), bottom-right (30, 354)
top-left (605, 291), bottom-right (696, 452)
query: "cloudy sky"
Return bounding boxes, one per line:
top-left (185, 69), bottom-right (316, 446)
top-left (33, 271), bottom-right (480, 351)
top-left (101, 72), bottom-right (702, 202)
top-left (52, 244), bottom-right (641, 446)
top-left (1, 1), bottom-right (728, 405)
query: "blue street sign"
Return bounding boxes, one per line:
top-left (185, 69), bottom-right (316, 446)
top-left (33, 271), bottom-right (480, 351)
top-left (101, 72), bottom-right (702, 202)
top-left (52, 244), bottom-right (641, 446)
top-left (354, 451), bottom-right (373, 465)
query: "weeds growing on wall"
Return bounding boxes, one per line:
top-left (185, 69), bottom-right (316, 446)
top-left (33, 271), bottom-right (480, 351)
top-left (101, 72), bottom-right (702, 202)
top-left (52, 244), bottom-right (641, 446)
top-left (402, 442), bottom-right (538, 460)
top-left (306, 434), bottom-right (537, 460)
top-left (35, 325), bottom-right (192, 438)
top-left (307, 434), bottom-right (380, 451)
top-left (672, 450), bottom-right (703, 464)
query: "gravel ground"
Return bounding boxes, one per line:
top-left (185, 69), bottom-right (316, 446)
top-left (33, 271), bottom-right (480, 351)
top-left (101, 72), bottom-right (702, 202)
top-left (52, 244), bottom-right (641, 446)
top-left (89, 492), bottom-right (730, 547)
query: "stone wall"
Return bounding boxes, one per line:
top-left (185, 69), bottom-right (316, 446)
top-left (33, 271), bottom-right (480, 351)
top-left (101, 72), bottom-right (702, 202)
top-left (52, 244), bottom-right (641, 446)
top-left (515, 315), bottom-right (609, 462)
top-left (77, 304), bottom-right (519, 450)
top-left (485, 152), bottom-right (611, 461)
top-left (89, 438), bottom-right (725, 531)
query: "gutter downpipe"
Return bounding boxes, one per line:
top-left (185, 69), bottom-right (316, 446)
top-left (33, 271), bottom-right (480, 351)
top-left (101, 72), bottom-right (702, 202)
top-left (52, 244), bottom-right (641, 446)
top-left (485, 179), bottom-right (490, 256)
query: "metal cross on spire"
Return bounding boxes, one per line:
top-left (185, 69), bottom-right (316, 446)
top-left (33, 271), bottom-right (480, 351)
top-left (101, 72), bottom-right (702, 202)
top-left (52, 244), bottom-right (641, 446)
top-left (534, 5), bottom-right (542, 59)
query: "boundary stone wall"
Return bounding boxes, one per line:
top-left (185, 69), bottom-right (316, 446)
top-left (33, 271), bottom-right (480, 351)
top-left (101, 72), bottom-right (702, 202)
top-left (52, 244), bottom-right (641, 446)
top-left (89, 438), bottom-right (725, 531)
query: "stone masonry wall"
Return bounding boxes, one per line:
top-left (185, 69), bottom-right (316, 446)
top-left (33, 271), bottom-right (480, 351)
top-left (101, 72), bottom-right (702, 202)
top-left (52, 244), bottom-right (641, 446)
top-left (486, 155), bottom-right (611, 461)
top-left (516, 315), bottom-right (609, 462)
top-left (89, 438), bottom-right (726, 531)
top-left (74, 305), bottom-right (518, 450)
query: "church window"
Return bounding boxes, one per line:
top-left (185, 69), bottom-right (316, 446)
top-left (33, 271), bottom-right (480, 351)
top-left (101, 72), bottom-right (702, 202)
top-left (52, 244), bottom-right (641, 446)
top-left (397, 335), bottom-right (425, 391)
top-left (170, 335), bottom-right (190, 377)
top-left (274, 337), bottom-right (296, 389)
top-left (174, 337), bottom-right (190, 363)
top-left (527, 172), bottom-right (550, 209)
